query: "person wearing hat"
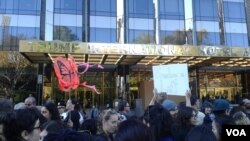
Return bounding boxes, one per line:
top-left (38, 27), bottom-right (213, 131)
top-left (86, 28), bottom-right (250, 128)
top-left (57, 101), bottom-right (66, 116)
top-left (212, 99), bottom-right (235, 141)
top-left (161, 99), bottom-right (178, 119)
top-left (213, 99), bottom-right (230, 114)
top-left (212, 99), bottom-right (234, 124)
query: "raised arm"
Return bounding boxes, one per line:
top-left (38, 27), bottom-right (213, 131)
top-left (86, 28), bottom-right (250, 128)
top-left (149, 89), bottom-right (158, 105)
top-left (185, 89), bottom-right (192, 107)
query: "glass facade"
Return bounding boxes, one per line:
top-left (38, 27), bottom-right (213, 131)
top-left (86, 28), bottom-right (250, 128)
top-left (159, 0), bottom-right (185, 45)
top-left (223, 0), bottom-right (248, 47)
top-left (0, 0), bottom-right (40, 50)
top-left (0, 0), bottom-right (249, 49)
top-left (194, 0), bottom-right (220, 46)
top-left (54, 0), bottom-right (83, 41)
top-left (89, 0), bottom-right (116, 43)
top-left (0, 0), bottom-right (40, 15)
top-left (125, 0), bottom-right (155, 44)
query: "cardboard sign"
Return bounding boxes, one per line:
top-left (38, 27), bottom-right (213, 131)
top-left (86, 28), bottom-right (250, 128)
top-left (153, 64), bottom-right (189, 96)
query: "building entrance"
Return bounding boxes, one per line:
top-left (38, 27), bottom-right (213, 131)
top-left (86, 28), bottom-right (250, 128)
top-left (44, 71), bottom-right (116, 109)
top-left (191, 68), bottom-right (250, 103)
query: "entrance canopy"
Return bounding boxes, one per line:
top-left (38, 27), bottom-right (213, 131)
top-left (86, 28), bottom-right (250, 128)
top-left (19, 40), bottom-right (250, 69)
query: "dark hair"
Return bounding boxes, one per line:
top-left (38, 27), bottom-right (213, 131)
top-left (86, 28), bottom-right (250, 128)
top-left (143, 104), bottom-right (173, 141)
top-left (65, 110), bottom-right (80, 131)
top-left (115, 119), bottom-right (155, 141)
top-left (68, 99), bottom-right (81, 111)
top-left (177, 106), bottom-right (194, 127)
top-left (0, 99), bottom-right (13, 141)
top-left (118, 100), bottom-right (128, 112)
top-left (43, 101), bottom-right (61, 120)
top-left (1, 112), bottom-right (15, 141)
top-left (201, 101), bottom-right (212, 113)
top-left (185, 125), bottom-right (217, 141)
top-left (190, 95), bottom-right (198, 106)
top-left (213, 114), bottom-right (235, 138)
top-left (0, 98), bottom-right (13, 127)
top-left (4, 107), bottom-right (47, 141)
top-left (214, 114), bottom-right (234, 126)
top-left (0, 99), bottom-right (13, 112)
top-left (80, 119), bottom-right (97, 135)
top-left (44, 129), bottom-right (92, 141)
top-left (41, 120), bottom-right (68, 132)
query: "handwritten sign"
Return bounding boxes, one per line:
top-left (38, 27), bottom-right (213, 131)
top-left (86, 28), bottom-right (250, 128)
top-left (153, 64), bottom-right (189, 96)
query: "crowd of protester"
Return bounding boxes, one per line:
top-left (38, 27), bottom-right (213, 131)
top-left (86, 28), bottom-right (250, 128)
top-left (0, 90), bottom-right (250, 141)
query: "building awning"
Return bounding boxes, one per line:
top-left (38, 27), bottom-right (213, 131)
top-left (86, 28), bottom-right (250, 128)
top-left (19, 40), bottom-right (250, 68)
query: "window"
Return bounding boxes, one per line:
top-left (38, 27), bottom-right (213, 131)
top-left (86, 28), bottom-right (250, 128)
top-left (90, 0), bottom-right (116, 16)
top-left (159, 0), bottom-right (184, 20)
top-left (1, 27), bottom-right (39, 50)
top-left (126, 0), bottom-right (154, 18)
top-left (89, 0), bottom-right (117, 42)
top-left (128, 30), bottom-right (154, 44)
top-left (160, 30), bottom-right (185, 45)
top-left (223, 2), bottom-right (246, 22)
top-left (54, 26), bottom-right (82, 41)
top-left (194, 0), bottom-right (218, 21)
top-left (125, 0), bottom-right (154, 43)
top-left (0, 0), bottom-right (41, 15)
top-left (90, 28), bottom-right (116, 43)
top-left (225, 33), bottom-right (248, 47)
top-left (196, 31), bottom-right (220, 46)
top-left (55, 0), bottom-right (82, 14)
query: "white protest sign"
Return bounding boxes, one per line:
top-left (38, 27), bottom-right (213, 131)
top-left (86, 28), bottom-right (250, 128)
top-left (153, 64), bottom-right (189, 96)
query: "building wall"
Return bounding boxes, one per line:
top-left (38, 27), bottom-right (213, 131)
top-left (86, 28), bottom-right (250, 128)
top-left (0, 0), bottom-right (249, 52)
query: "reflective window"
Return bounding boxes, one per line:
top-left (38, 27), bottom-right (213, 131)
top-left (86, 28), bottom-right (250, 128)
top-left (223, 2), bottom-right (246, 22)
top-left (160, 20), bottom-right (184, 31)
top-left (55, 0), bottom-right (82, 14)
top-left (90, 16), bottom-right (116, 28)
top-left (0, 26), bottom-right (39, 50)
top-left (90, 0), bottom-right (116, 16)
top-left (125, 0), bottom-right (154, 43)
top-left (90, 28), bottom-right (116, 43)
top-left (160, 30), bottom-right (185, 45)
top-left (126, 0), bottom-right (154, 18)
top-left (194, 0), bottom-right (218, 21)
top-left (0, 0), bottom-right (41, 15)
top-left (196, 21), bottom-right (219, 32)
top-left (159, 0), bottom-right (185, 45)
top-left (89, 0), bottom-right (116, 42)
top-left (159, 0), bottom-right (184, 20)
top-left (17, 27), bottom-right (39, 39)
top-left (225, 33), bottom-right (248, 47)
top-left (0, 15), bottom-right (40, 27)
top-left (54, 26), bottom-right (82, 41)
top-left (224, 22), bottom-right (247, 34)
top-left (128, 30), bottom-right (154, 44)
top-left (54, 14), bottom-right (82, 27)
top-left (129, 18), bottom-right (154, 30)
top-left (196, 31), bottom-right (220, 46)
